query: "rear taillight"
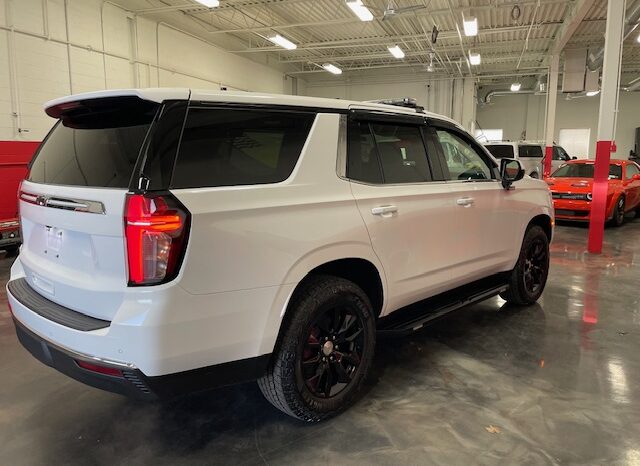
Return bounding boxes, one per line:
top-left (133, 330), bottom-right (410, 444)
top-left (124, 193), bottom-right (190, 286)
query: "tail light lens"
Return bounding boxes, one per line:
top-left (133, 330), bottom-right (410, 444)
top-left (125, 193), bottom-right (190, 286)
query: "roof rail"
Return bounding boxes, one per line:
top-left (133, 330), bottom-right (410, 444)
top-left (366, 97), bottom-right (424, 112)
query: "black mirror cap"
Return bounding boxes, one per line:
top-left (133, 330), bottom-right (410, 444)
top-left (500, 158), bottom-right (525, 189)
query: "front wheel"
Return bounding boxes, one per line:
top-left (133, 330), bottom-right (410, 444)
top-left (611, 196), bottom-right (625, 227)
top-left (258, 275), bottom-right (376, 422)
top-left (500, 225), bottom-right (550, 306)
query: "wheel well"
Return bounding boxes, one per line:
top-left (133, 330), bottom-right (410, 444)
top-left (528, 214), bottom-right (552, 241)
top-left (305, 258), bottom-right (384, 317)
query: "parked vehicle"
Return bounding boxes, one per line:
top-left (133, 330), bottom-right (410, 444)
top-left (547, 159), bottom-right (640, 226)
top-left (483, 141), bottom-right (574, 178)
top-left (6, 89), bottom-right (553, 421)
top-left (0, 141), bottom-right (39, 252)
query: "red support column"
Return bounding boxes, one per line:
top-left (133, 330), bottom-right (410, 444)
top-left (587, 141), bottom-right (614, 253)
top-left (543, 146), bottom-right (553, 178)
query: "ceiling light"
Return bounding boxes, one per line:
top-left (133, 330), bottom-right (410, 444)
top-left (268, 34), bottom-right (297, 50)
top-left (586, 90), bottom-right (600, 96)
top-left (323, 63), bottom-right (343, 75)
top-left (637, 33), bottom-right (640, 43)
top-left (469, 51), bottom-right (481, 65)
top-left (510, 82), bottom-right (522, 92)
top-left (463, 16), bottom-right (478, 37)
top-left (194, 0), bottom-right (219, 7)
top-left (346, 0), bottom-right (374, 22)
top-left (388, 45), bottom-right (405, 59)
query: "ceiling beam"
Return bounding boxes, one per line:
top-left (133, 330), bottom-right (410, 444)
top-left (551, 0), bottom-right (597, 55)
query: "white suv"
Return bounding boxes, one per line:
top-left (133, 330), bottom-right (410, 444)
top-left (484, 141), bottom-right (574, 178)
top-left (6, 89), bottom-right (553, 422)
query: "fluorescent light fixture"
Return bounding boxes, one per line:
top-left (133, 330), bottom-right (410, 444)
top-left (469, 51), bottom-right (481, 65)
top-left (510, 82), bottom-right (521, 92)
top-left (194, 0), bottom-right (219, 7)
top-left (463, 16), bottom-right (478, 36)
top-left (586, 90), bottom-right (600, 96)
top-left (346, 0), bottom-right (374, 22)
top-left (323, 63), bottom-right (343, 75)
top-left (268, 34), bottom-right (297, 50)
top-left (388, 45), bottom-right (405, 59)
top-left (637, 33), bottom-right (640, 43)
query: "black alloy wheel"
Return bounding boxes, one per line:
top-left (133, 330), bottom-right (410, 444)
top-left (523, 237), bottom-right (547, 295)
top-left (301, 306), bottom-right (365, 398)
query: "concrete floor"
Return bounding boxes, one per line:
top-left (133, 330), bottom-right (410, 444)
top-left (1, 222), bottom-right (640, 466)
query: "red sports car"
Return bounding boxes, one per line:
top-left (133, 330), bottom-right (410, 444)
top-left (546, 159), bottom-right (640, 226)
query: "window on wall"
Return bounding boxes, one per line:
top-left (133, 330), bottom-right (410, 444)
top-left (558, 129), bottom-right (590, 159)
top-left (474, 129), bottom-right (503, 143)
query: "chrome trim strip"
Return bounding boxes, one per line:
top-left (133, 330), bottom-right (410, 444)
top-left (0, 220), bottom-right (19, 228)
top-left (20, 191), bottom-right (106, 214)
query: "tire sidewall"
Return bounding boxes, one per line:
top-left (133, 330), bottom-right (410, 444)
top-left (517, 226), bottom-right (550, 303)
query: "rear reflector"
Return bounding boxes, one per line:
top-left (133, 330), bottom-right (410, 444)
top-left (125, 193), bottom-right (190, 286)
top-left (75, 360), bottom-right (123, 377)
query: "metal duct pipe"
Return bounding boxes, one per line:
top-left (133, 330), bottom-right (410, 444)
top-left (483, 89), bottom-right (538, 104)
top-left (587, 0), bottom-right (640, 71)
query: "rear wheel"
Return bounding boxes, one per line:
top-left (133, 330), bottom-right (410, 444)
top-left (258, 275), bottom-right (375, 422)
top-left (611, 196), bottom-right (625, 227)
top-left (500, 225), bottom-right (550, 306)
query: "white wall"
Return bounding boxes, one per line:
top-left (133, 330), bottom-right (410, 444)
top-left (0, 0), bottom-right (290, 141)
top-left (303, 77), bottom-right (477, 132)
top-left (477, 91), bottom-right (640, 159)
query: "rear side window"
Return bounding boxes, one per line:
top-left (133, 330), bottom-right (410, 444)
top-left (485, 144), bottom-right (513, 158)
top-left (519, 145), bottom-right (543, 158)
top-left (171, 108), bottom-right (315, 188)
top-left (28, 98), bottom-right (158, 188)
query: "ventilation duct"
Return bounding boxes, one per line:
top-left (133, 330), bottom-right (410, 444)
top-left (587, 0), bottom-right (640, 71)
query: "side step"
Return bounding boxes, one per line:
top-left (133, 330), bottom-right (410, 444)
top-left (377, 273), bottom-right (509, 338)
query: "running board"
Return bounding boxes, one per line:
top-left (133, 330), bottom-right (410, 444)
top-left (377, 273), bottom-right (509, 338)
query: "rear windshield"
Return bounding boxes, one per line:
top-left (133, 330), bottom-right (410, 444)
top-left (518, 145), bottom-right (543, 158)
top-left (28, 98), bottom-right (158, 188)
top-left (485, 144), bottom-right (513, 158)
top-left (552, 163), bottom-right (622, 179)
top-left (171, 107), bottom-right (315, 188)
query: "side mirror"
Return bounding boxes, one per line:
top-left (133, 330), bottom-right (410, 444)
top-left (571, 156), bottom-right (577, 160)
top-left (632, 174), bottom-right (640, 181)
top-left (500, 158), bottom-right (525, 189)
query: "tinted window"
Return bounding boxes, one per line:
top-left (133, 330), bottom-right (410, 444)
top-left (29, 100), bottom-right (157, 188)
top-left (436, 130), bottom-right (493, 181)
top-left (519, 145), bottom-right (543, 158)
top-left (347, 121), bottom-right (382, 184)
top-left (556, 146), bottom-right (571, 161)
top-left (370, 124), bottom-right (431, 183)
top-left (625, 163), bottom-right (640, 179)
top-left (552, 163), bottom-right (622, 179)
top-left (172, 108), bottom-right (315, 188)
top-left (485, 144), bottom-right (514, 158)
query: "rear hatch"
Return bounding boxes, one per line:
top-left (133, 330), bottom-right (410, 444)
top-left (18, 95), bottom-right (163, 321)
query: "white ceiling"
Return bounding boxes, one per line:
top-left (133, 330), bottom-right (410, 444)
top-left (118, 0), bottom-right (640, 87)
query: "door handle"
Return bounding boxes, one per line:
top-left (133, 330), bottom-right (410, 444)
top-left (371, 205), bottom-right (398, 216)
top-left (456, 197), bottom-right (475, 207)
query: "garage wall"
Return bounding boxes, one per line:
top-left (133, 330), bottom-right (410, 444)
top-left (303, 76), bottom-right (477, 132)
top-left (0, 0), bottom-right (289, 142)
top-left (477, 91), bottom-right (640, 159)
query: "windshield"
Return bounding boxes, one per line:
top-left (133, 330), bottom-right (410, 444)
top-left (551, 163), bottom-right (622, 180)
top-left (485, 144), bottom-right (513, 158)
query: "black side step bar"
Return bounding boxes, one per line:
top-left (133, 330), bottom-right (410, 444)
top-left (377, 273), bottom-right (509, 338)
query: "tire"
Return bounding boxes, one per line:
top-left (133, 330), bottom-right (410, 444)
top-left (500, 225), bottom-right (550, 306)
top-left (611, 196), bottom-right (625, 227)
top-left (258, 275), bottom-right (376, 422)
top-left (530, 172), bottom-right (539, 179)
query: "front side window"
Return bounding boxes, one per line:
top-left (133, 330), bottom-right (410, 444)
top-left (435, 129), bottom-right (493, 181)
top-left (171, 108), bottom-right (315, 188)
top-left (557, 146), bottom-right (571, 161)
top-left (518, 145), bottom-right (543, 158)
top-left (625, 163), bottom-right (640, 179)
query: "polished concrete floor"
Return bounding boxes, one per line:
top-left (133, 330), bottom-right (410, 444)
top-left (2, 221), bottom-right (640, 466)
